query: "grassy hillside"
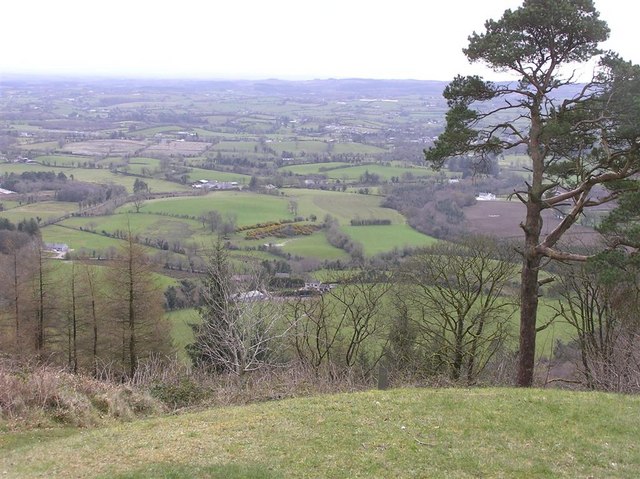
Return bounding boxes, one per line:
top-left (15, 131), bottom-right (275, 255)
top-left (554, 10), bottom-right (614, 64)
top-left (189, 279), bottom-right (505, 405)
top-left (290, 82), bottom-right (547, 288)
top-left (2, 387), bottom-right (639, 478)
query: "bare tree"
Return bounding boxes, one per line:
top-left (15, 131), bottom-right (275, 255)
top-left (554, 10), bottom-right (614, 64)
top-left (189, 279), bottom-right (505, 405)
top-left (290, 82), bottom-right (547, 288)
top-left (105, 230), bottom-right (171, 378)
top-left (398, 237), bottom-right (517, 382)
top-left (0, 232), bottom-right (37, 355)
top-left (287, 268), bottom-right (391, 375)
top-left (554, 258), bottom-right (640, 392)
top-left (188, 241), bottom-right (292, 376)
top-left (287, 292), bottom-right (340, 374)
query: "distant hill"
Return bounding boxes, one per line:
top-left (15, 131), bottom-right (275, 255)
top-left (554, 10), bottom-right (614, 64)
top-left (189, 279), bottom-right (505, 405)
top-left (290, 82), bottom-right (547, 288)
top-left (1, 74), bottom-right (449, 99)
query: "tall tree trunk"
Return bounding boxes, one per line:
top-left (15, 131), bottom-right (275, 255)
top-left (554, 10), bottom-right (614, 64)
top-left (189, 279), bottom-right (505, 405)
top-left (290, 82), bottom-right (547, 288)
top-left (12, 250), bottom-right (20, 348)
top-left (518, 250), bottom-right (541, 386)
top-left (128, 239), bottom-right (137, 378)
top-left (517, 107), bottom-right (544, 387)
top-left (70, 263), bottom-right (78, 374)
top-left (36, 245), bottom-right (45, 356)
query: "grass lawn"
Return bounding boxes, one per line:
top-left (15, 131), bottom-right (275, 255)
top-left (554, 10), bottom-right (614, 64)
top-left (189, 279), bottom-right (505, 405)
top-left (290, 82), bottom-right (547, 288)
top-left (3, 387), bottom-right (639, 478)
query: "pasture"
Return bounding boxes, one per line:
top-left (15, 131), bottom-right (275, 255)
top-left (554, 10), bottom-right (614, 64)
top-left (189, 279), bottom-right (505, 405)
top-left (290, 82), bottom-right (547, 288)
top-left (279, 233), bottom-right (349, 260)
top-left (138, 192), bottom-right (293, 227)
top-left (279, 162), bottom-right (437, 181)
top-left (286, 188), bottom-right (402, 224)
top-left (0, 163), bottom-right (191, 193)
top-left (183, 166), bottom-right (251, 184)
top-left (342, 224), bottom-right (438, 256)
top-left (0, 201), bottom-right (76, 224)
top-left (41, 225), bottom-right (132, 252)
top-left (59, 213), bottom-right (205, 244)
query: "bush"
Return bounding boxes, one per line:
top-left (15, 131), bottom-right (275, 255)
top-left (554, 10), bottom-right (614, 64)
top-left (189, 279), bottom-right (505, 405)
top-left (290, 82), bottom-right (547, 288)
top-left (150, 378), bottom-right (207, 409)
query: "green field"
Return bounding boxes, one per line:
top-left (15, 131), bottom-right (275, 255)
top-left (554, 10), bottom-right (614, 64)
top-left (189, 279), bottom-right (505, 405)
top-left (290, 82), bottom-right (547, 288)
top-left (140, 192), bottom-right (293, 227)
top-left (286, 188), bottom-right (402, 224)
top-left (61, 212), bottom-right (204, 243)
top-left (0, 201), bottom-right (76, 224)
top-left (279, 232), bottom-right (350, 260)
top-left (123, 157), bottom-right (162, 175)
top-left (279, 162), bottom-right (437, 181)
top-left (342, 224), bottom-right (438, 255)
top-left (277, 162), bottom-right (350, 175)
top-left (166, 308), bottom-right (199, 362)
top-left (0, 163), bottom-right (191, 193)
top-left (184, 167), bottom-right (251, 184)
top-left (35, 155), bottom-right (95, 167)
top-left (3, 387), bottom-right (639, 478)
top-left (41, 224), bottom-right (132, 252)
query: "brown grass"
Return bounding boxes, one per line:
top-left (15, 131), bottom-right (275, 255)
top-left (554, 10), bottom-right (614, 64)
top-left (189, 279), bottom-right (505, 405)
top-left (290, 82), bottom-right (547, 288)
top-left (0, 359), bottom-right (164, 429)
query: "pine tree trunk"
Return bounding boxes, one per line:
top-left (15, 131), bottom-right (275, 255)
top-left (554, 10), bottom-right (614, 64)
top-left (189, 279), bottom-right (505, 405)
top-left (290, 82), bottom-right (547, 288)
top-left (517, 107), bottom-right (544, 387)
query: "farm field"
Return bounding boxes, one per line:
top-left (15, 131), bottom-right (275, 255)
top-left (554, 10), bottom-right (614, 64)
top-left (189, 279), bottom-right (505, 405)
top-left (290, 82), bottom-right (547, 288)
top-left (0, 201), bottom-right (76, 224)
top-left (464, 199), bottom-right (606, 245)
top-left (279, 161), bottom-right (440, 182)
top-left (138, 192), bottom-right (293, 227)
top-left (286, 188), bottom-right (402, 224)
top-left (182, 166), bottom-right (251, 184)
top-left (0, 163), bottom-right (191, 193)
top-left (279, 233), bottom-right (349, 260)
top-left (342, 224), bottom-right (438, 256)
top-left (59, 212), bottom-right (205, 244)
top-left (41, 224), bottom-right (133, 252)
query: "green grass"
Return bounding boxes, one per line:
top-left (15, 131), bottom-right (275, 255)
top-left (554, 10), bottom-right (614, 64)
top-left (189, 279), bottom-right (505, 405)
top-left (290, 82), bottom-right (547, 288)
top-left (0, 201), bottom-right (77, 224)
top-left (140, 192), bottom-right (293, 227)
top-left (166, 308), bottom-right (199, 362)
top-left (279, 232), bottom-right (350, 260)
top-left (35, 155), bottom-right (94, 167)
top-left (63, 212), bottom-right (204, 243)
top-left (0, 163), bottom-right (191, 193)
top-left (184, 166), bottom-right (251, 184)
top-left (286, 188), bottom-right (403, 225)
top-left (123, 157), bottom-right (162, 175)
top-left (41, 224), bottom-right (131, 252)
top-left (342, 224), bottom-right (438, 256)
top-left (3, 387), bottom-right (640, 478)
top-left (277, 162), bottom-right (351, 175)
top-left (279, 162), bottom-right (435, 181)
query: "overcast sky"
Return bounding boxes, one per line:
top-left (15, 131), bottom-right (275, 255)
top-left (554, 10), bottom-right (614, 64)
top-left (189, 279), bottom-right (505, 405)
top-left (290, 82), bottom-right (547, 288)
top-left (1, 0), bottom-right (637, 81)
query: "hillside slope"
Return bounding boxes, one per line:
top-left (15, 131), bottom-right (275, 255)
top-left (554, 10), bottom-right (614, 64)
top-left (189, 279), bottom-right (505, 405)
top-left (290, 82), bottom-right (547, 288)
top-left (3, 387), bottom-right (639, 478)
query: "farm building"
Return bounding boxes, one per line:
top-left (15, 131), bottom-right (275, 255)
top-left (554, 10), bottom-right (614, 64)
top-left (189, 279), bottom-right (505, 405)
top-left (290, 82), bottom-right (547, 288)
top-left (45, 243), bottom-right (69, 252)
top-left (476, 192), bottom-right (496, 201)
top-left (232, 290), bottom-right (268, 302)
top-left (191, 180), bottom-right (241, 190)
